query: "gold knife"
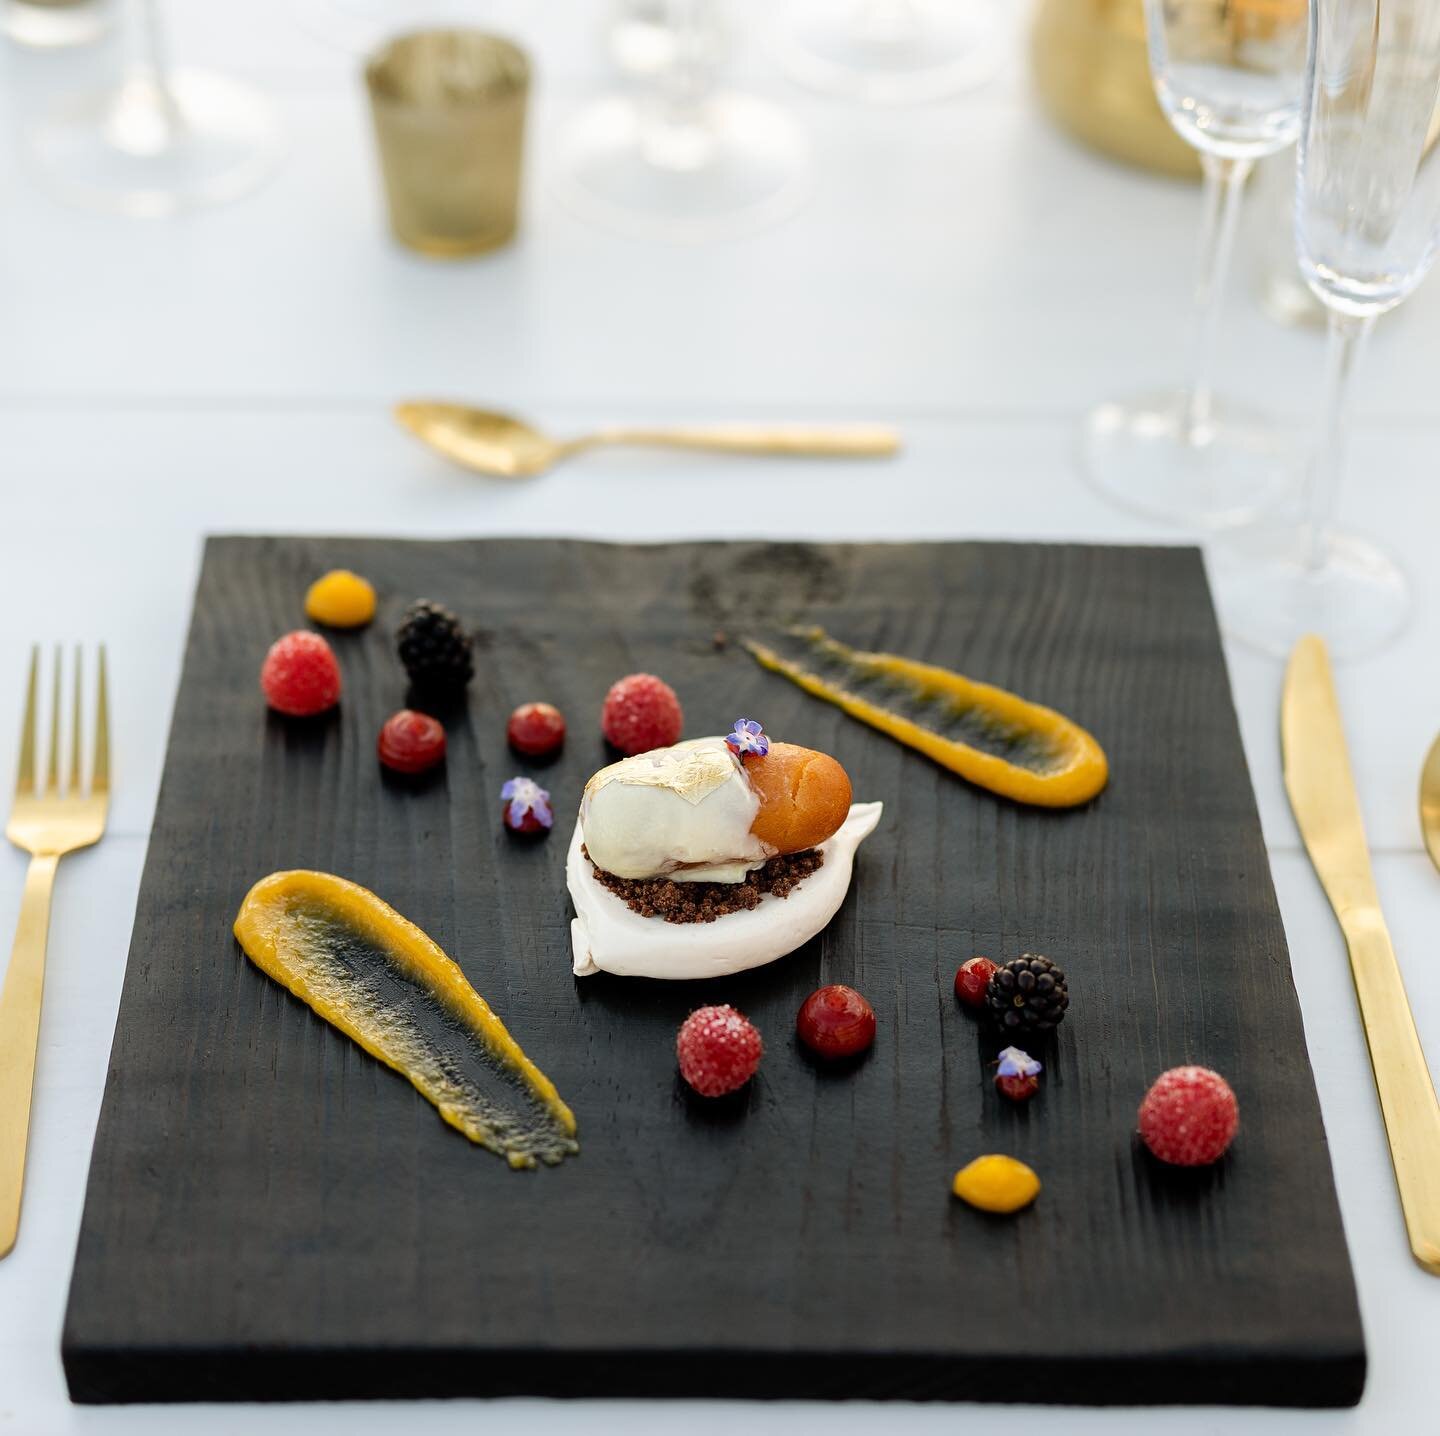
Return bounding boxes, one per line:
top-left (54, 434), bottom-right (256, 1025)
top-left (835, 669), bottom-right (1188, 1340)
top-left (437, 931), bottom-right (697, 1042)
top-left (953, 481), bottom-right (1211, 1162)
top-left (1282, 634), bottom-right (1440, 1274)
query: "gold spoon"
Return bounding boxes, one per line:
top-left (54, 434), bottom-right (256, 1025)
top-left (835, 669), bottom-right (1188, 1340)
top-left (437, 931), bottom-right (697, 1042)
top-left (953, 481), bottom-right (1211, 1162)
top-left (394, 402), bottom-right (902, 478)
top-left (1420, 733), bottom-right (1440, 871)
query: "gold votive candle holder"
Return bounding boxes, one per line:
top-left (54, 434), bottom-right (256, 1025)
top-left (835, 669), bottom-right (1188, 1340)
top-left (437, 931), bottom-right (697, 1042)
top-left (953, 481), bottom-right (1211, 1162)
top-left (365, 30), bottom-right (530, 258)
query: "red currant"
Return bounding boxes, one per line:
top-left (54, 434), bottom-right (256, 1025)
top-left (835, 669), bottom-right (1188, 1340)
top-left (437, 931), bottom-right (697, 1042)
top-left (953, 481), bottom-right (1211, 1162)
top-left (996, 1072), bottom-right (1040, 1103)
top-left (954, 956), bottom-right (999, 1009)
top-left (796, 984), bottom-right (876, 1060)
top-left (377, 710), bottom-right (446, 774)
top-left (507, 701), bottom-right (566, 758)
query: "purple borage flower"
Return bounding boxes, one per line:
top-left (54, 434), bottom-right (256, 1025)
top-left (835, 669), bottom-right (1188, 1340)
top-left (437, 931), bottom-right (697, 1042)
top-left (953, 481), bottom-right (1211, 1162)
top-left (501, 776), bottom-right (553, 830)
top-left (996, 1047), bottom-right (1042, 1079)
top-left (725, 717), bottom-right (770, 760)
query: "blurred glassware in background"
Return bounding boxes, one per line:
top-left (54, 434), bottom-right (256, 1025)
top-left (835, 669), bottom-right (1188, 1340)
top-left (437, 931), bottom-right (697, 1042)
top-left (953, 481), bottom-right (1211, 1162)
top-left (366, 30), bottom-right (529, 258)
top-left (2, 0), bottom-right (108, 48)
top-left (1082, 0), bottom-right (1308, 529)
top-left (558, 0), bottom-right (808, 241)
top-left (776, 0), bottom-right (999, 103)
top-left (23, 0), bottom-right (280, 216)
top-left (1255, 149), bottom-right (1325, 327)
top-left (299, 0), bottom-right (488, 57)
top-left (1031, 0), bottom-right (1199, 178)
top-left (1216, 0), bottom-right (1440, 661)
top-left (608, 0), bottom-right (679, 80)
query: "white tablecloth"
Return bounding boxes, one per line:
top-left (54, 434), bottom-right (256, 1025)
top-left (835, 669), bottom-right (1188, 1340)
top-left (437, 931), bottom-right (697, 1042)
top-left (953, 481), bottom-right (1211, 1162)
top-left (0, 3), bottom-right (1436, 1432)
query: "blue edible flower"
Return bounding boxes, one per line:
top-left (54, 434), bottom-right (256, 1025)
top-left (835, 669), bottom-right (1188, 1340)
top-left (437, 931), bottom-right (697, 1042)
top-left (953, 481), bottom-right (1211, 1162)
top-left (725, 717), bottom-right (770, 760)
top-left (501, 776), bottom-right (553, 830)
top-left (996, 1047), bottom-right (1042, 1079)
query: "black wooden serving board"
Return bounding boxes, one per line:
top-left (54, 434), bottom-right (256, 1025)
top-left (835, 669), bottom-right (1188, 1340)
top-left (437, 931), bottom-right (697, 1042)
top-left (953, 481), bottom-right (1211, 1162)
top-left (63, 537), bottom-right (1364, 1407)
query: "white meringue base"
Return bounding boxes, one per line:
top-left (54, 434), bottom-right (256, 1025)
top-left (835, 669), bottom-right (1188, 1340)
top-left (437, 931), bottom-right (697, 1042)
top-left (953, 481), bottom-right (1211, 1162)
top-left (568, 801), bottom-right (883, 980)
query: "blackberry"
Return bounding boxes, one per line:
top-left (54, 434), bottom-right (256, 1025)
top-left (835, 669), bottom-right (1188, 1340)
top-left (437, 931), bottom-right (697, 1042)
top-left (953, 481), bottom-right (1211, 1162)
top-left (396, 600), bottom-right (474, 690)
top-left (985, 954), bottom-right (1069, 1034)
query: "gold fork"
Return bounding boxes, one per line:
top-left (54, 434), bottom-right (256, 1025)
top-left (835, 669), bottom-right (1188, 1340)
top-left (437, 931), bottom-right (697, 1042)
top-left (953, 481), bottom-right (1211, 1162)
top-left (0, 647), bottom-right (109, 1258)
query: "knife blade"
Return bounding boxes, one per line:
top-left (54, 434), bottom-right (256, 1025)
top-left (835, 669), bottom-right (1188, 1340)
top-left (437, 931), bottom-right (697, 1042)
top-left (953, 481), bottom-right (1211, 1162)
top-left (1282, 634), bottom-right (1440, 1275)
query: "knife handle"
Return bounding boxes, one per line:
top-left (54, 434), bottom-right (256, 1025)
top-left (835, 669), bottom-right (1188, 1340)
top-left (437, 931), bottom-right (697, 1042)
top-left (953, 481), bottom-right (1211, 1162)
top-left (1342, 908), bottom-right (1440, 1273)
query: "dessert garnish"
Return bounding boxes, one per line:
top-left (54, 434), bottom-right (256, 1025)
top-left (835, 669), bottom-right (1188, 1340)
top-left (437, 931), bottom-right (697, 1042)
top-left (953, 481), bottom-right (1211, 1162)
top-left (986, 954), bottom-right (1069, 1033)
top-left (1138, 1066), bottom-right (1238, 1166)
top-left (601, 672), bottom-right (683, 755)
top-left (397, 599), bottom-right (474, 690)
top-left (233, 871), bottom-right (578, 1168)
top-left (378, 709), bottom-right (446, 774)
top-left (261, 631), bottom-right (341, 716)
top-left (567, 734), bottom-right (882, 979)
top-left (304, 568), bottom-right (376, 628)
top-left (796, 983), bottom-right (876, 1059)
top-left (742, 626), bottom-right (1108, 808)
top-left (951, 1154), bottom-right (1040, 1213)
top-left (954, 955), bottom-right (999, 1009)
top-left (502, 776), bottom-right (553, 834)
top-left (995, 1046), bottom-right (1042, 1102)
top-left (725, 717), bottom-right (770, 760)
top-left (507, 701), bottom-right (566, 758)
top-left (676, 1004), bottom-right (763, 1097)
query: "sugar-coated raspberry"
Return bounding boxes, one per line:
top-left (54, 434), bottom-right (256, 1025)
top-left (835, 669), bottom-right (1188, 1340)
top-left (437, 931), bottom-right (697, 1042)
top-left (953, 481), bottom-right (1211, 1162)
top-left (378, 710), bottom-right (446, 774)
top-left (507, 702), bottom-right (566, 758)
top-left (676, 1004), bottom-right (762, 1097)
top-left (1138, 1066), bottom-right (1238, 1167)
top-left (601, 673), bottom-right (683, 756)
top-left (954, 956), bottom-right (998, 1009)
top-left (305, 569), bottom-right (376, 628)
top-left (261, 631), bottom-right (341, 717)
top-left (796, 984), bottom-right (876, 1060)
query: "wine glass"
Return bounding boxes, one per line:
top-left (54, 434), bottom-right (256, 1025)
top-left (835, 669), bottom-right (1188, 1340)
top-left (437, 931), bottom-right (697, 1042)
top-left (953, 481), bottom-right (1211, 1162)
top-left (1215, 0), bottom-right (1440, 660)
top-left (1082, 0), bottom-right (1309, 528)
top-left (776, 0), bottom-right (1001, 104)
top-left (24, 0), bottom-right (281, 218)
top-left (557, 0), bottom-right (809, 241)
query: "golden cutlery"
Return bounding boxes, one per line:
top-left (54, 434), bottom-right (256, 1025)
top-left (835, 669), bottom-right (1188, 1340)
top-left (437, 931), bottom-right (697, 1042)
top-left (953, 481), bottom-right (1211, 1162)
top-left (0, 646), bottom-right (109, 1259)
top-left (1419, 731), bottom-right (1440, 873)
top-left (394, 402), bottom-right (902, 478)
top-left (1283, 634), bottom-right (1440, 1275)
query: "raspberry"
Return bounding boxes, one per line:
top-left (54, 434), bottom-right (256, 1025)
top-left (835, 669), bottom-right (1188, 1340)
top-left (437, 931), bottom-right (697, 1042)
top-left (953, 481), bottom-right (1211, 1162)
top-left (260, 631), bottom-right (341, 717)
top-left (378, 710), bottom-right (446, 774)
top-left (1138, 1066), bottom-right (1238, 1166)
top-left (507, 701), bottom-right (566, 759)
top-left (676, 1005), bottom-right (762, 1097)
top-left (305, 569), bottom-right (376, 628)
top-left (796, 984), bottom-right (876, 1060)
top-left (601, 673), bottom-right (683, 756)
top-left (954, 956), bottom-right (998, 1009)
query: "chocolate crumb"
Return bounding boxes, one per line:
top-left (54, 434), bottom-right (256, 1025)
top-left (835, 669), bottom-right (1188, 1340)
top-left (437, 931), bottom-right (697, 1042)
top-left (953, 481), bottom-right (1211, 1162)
top-left (585, 847), bottom-right (824, 924)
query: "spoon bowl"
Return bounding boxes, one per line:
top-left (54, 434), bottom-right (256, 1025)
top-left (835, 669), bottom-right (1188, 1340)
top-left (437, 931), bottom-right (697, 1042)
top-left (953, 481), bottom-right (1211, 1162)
top-left (394, 403), bottom-right (561, 478)
top-left (1419, 732), bottom-right (1440, 872)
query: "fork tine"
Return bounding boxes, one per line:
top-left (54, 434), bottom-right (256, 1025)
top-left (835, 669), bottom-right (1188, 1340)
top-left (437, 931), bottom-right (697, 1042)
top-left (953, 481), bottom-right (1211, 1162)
top-left (92, 646), bottom-right (109, 793)
top-left (45, 645), bottom-right (60, 796)
top-left (70, 645), bottom-right (83, 794)
top-left (15, 646), bottom-right (37, 795)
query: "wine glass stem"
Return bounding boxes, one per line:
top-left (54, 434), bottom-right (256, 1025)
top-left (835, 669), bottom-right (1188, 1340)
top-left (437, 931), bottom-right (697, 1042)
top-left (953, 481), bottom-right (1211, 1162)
top-left (1300, 310), bottom-right (1374, 573)
top-left (641, 0), bottom-right (723, 169)
top-left (1187, 153), bottom-right (1252, 436)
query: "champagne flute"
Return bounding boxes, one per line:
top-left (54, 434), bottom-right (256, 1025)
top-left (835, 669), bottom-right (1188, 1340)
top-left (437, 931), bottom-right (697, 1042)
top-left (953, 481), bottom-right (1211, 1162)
top-left (1216, 0), bottom-right (1440, 659)
top-left (1082, 0), bottom-right (1309, 527)
top-left (24, 0), bottom-right (280, 217)
top-left (777, 0), bottom-right (1001, 104)
top-left (557, 0), bottom-right (809, 241)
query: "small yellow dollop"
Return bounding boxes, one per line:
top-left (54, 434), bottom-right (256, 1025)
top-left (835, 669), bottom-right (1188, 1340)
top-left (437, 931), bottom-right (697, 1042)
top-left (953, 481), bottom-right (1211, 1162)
top-left (951, 1154), bottom-right (1040, 1213)
top-left (305, 569), bottom-right (376, 628)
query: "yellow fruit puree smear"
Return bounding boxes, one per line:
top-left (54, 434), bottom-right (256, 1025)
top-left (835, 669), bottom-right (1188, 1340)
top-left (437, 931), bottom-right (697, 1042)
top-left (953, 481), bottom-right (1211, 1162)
top-left (743, 626), bottom-right (1108, 809)
top-left (234, 871), bottom-right (577, 1169)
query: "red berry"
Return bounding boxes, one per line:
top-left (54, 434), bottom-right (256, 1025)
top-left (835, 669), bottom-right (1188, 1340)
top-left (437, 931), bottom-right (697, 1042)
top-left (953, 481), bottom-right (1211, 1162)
top-left (676, 1005), bottom-right (762, 1097)
top-left (796, 984), bottom-right (876, 1060)
top-left (1138, 1066), bottom-right (1238, 1167)
top-left (996, 1073), bottom-right (1040, 1103)
top-left (601, 673), bottom-right (683, 756)
top-left (261, 631), bottom-right (341, 717)
top-left (378, 709), bottom-right (446, 774)
top-left (954, 956), bottom-right (999, 1009)
top-left (500, 776), bottom-right (553, 836)
top-left (507, 701), bottom-right (566, 758)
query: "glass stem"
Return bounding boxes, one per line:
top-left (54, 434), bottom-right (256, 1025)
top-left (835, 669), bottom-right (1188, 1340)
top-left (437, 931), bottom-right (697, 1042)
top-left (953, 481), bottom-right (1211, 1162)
top-left (1300, 311), bottom-right (1374, 574)
top-left (1186, 152), bottom-right (1252, 438)
top-left (641, 0), bottom-right (723, 170)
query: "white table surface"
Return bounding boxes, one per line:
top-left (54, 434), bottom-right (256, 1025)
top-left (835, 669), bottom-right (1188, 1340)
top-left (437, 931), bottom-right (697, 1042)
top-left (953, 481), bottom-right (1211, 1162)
top-left (1, 2), bottom-right (1438, 1432)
